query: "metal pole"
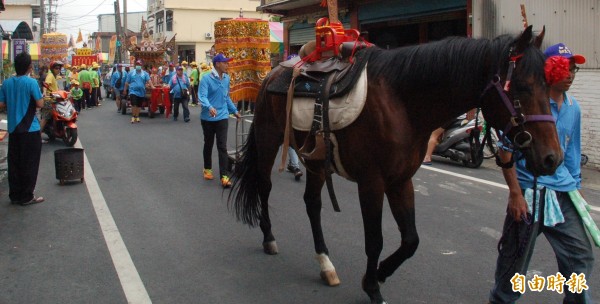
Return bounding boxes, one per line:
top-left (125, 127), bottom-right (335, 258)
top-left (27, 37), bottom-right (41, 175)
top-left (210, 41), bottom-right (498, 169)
top-left (48, 0), bottom-right (52, 32)
top-left (40, 0), bottom-right (45, 35)
top-left (123, 0), bottom-right (127, 64)
top-left (123, 0), bottom-right (127, 38)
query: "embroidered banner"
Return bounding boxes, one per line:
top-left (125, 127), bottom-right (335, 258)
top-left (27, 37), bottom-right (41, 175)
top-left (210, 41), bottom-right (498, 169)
top-left (214, 18), bottom-right (271, 102)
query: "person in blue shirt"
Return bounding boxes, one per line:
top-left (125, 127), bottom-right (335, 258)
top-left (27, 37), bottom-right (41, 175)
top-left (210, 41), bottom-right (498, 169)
top-left (0, 52), bottom-right (45, 205)
top-left (111, 64), bottom-right (126, 112)
top-left (169, 66), bottom-right (191, 122)
top-left (489, 43), bottom-right (594, 304)
top-left (123, 60), bottom-right (154, 123)
top-left (198, 53), bottom-right (241, 188)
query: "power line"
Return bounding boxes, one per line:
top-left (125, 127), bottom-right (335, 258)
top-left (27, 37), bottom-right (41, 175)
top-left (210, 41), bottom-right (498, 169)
top-left (58, 0), bottom-right (110, 21)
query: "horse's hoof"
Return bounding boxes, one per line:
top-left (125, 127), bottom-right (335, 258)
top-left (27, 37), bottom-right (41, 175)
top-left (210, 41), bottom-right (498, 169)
top-left (320, 270), bottom-right (340, 286)
top-left (262, 241), bottom-right (279, 255)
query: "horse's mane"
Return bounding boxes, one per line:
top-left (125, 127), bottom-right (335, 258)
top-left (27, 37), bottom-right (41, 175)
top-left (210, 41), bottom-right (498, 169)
top-left (366, 34), bottom-right (544, 103)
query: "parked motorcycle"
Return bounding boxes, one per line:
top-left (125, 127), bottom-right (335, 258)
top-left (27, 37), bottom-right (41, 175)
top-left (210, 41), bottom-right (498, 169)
top-left (43, 90), bottom-right (78, 147)
top-left (433, 117), bottom-right (483, 168)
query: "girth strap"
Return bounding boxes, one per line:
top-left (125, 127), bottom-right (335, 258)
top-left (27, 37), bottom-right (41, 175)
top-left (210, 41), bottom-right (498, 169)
top-left (321, 72), bottom-right (341, 212)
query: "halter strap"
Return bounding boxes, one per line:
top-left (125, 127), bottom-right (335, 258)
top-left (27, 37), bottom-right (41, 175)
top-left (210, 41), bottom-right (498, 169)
top-left (484, 75), bottom-right (555, 148)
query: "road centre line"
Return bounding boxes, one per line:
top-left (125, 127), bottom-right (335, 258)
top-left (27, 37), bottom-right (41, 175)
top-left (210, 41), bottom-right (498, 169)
top-left (420, 165), bottom-right (600, 213)
top-left (76, 140), bottom-right (152, 304)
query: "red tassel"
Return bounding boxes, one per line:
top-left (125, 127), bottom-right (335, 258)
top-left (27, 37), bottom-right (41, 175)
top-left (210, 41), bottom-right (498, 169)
top-left (320, 0), bottom-right (327, 7)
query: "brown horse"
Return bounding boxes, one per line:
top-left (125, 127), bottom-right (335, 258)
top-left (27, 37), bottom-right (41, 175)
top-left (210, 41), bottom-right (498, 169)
top-left (228, 26), bottom-right (561, 304)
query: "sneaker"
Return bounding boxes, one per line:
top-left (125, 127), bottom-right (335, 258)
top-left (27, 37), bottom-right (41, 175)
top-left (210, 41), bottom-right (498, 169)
top-left (221, 175), bottom-right (232, 188)
top-left (184, 118), bottom-right (190, 123)
top-left (203, 169), bottom-right (214, 180)
top-left (286, 164), bottom-right (295, 172)
top-left (135, 117), bottom-right (141, 123)
top-left (131, 117), bottom-right (136, 123)
top-left (293, 167), bottom-right (303, 180)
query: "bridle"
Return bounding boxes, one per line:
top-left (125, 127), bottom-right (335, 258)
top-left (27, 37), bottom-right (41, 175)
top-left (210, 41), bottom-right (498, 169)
top-left (480, 46), bottom-right (555, 164)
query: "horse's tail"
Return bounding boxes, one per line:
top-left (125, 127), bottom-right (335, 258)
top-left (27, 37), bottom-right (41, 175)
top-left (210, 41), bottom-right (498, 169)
top-left (228, 123), bottom-right (263, 227)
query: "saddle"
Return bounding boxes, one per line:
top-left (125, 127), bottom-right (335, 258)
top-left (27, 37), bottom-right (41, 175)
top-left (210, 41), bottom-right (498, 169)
top-left (266, 42), bottom-right (372, 99)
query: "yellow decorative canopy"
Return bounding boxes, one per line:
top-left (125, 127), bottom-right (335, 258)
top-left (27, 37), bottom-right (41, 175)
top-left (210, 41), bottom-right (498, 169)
top-left (214, 18), bottom-right (271, 103)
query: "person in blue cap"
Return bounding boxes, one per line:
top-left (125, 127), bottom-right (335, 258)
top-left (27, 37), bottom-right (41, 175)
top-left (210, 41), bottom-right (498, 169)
top-left (488, 43), bottom-right (595, 304)
top-left (198, 53), bottom-right (242, 188)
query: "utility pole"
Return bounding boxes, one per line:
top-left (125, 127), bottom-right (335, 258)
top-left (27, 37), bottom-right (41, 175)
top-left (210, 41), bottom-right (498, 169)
top-left (114, 0), bottom-right (122, 63)
top-left (47, 0), bottom-right (52, 32)
top-left (40, 0), bottom-right (45, 34)
top-left (123, 0), bottom-right (127, 40)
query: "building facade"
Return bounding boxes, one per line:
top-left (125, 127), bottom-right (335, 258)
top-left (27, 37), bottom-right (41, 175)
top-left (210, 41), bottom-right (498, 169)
top-left (146, 0), bottom-right (266, 64)
top-left (0, 0), bottom-right (40, 41)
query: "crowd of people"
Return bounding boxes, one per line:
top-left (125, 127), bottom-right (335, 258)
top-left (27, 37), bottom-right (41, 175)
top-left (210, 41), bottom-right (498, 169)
top-left (0, 52), bottom-right (304, 197)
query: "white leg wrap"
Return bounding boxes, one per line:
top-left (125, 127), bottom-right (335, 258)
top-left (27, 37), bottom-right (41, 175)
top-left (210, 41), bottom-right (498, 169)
top-left (316, 253), bottom-right (335, 272)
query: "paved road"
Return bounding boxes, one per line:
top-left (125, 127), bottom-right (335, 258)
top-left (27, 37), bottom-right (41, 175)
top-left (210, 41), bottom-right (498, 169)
top-left (1, 102), bottom-right (598, 304)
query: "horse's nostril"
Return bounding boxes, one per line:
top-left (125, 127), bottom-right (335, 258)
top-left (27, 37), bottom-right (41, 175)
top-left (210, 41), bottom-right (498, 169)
top-left (544, 154), bottom-right (558, 170)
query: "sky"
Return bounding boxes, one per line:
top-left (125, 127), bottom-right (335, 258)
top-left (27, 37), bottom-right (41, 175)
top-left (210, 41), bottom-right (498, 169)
top-left (52, 0), bottom-right (146, 41)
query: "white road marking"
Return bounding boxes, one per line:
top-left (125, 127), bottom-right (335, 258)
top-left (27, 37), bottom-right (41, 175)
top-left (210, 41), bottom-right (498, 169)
top-left (420, 165), bottom-right (600, 213)
top-left (480, 227), bottom-right (502, 240)
top-left (76, 140), bottom-right (152, 304)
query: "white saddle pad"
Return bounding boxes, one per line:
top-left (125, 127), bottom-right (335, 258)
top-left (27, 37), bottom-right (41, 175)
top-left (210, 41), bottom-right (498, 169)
top-left (291, 64), bottom-right (368, 131)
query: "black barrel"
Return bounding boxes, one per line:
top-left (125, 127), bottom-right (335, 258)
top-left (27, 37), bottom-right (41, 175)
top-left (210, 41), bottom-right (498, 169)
top-left (54, 148), bottom-right (84, 183)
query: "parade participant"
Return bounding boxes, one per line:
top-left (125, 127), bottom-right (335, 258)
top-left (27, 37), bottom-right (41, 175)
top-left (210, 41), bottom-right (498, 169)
top-left (40, 60), bottom-right (63, 142)
top-left (286, 147), bottom-right (303, 180)
top-left (0, 52), bottom-right (45, 205)
top-left (70, 80), bottom-right (84, 113)
top-left (162, 63), bottom-right (175, 84)
top-left (104, 66), bottom-right (114, 99)
top-left (124, 60), bottom-right (154, 123)
top-left (488, 43), bottom-right (595, 304)
top-left (150, 67), bottom-right (162, 86)
top-left (90, 62), bottom-right (101, 107)
top-left (189, 61), bottom-right (200, 106)
top-left (181, 60), bottom-right (190, 77)
top-left (37, 66), bottom-right (48, 91)
top-left (199, 53), bottom-right (242, 188)
top-left (69, 66), bottom-right (79, 84)
top-left (78, 64), bottom-right (92, 110)
top-left (111, 64), bottom-right (126, 112)
top-left (169, 65), bottom-right (191, 122)
top-left (63, 64), bottom-right (71, 90)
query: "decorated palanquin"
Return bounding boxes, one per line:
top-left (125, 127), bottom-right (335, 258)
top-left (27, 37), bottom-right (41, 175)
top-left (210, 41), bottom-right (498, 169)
top-left (126, 19), bottom-right (175, 67)
top-left (214, 18), bottom-right (271, 102)
top-left (40, 33), bottom-right (69, 67)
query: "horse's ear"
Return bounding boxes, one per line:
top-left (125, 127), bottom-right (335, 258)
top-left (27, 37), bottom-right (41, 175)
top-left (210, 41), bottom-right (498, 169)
top-left (515, 25), bottom-right (534, 52)
top-left (533, 26), bottom-right (545, 49)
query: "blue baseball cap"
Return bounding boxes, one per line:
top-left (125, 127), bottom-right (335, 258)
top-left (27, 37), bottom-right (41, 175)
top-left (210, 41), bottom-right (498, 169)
top-left (544, 43), bottom-right (585, 64)
top-left (212, 53), bottom-right (233, 64)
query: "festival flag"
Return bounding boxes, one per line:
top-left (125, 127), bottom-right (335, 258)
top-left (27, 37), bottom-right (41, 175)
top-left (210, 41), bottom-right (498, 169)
top-left (76, 29), bottom-right (83, 43)
top-left (95, 35), bottom-right (102, 52)
top-left (68, 34), bottom-right (75, 48)
top-left (109, 35), bottom-right (117, 63)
